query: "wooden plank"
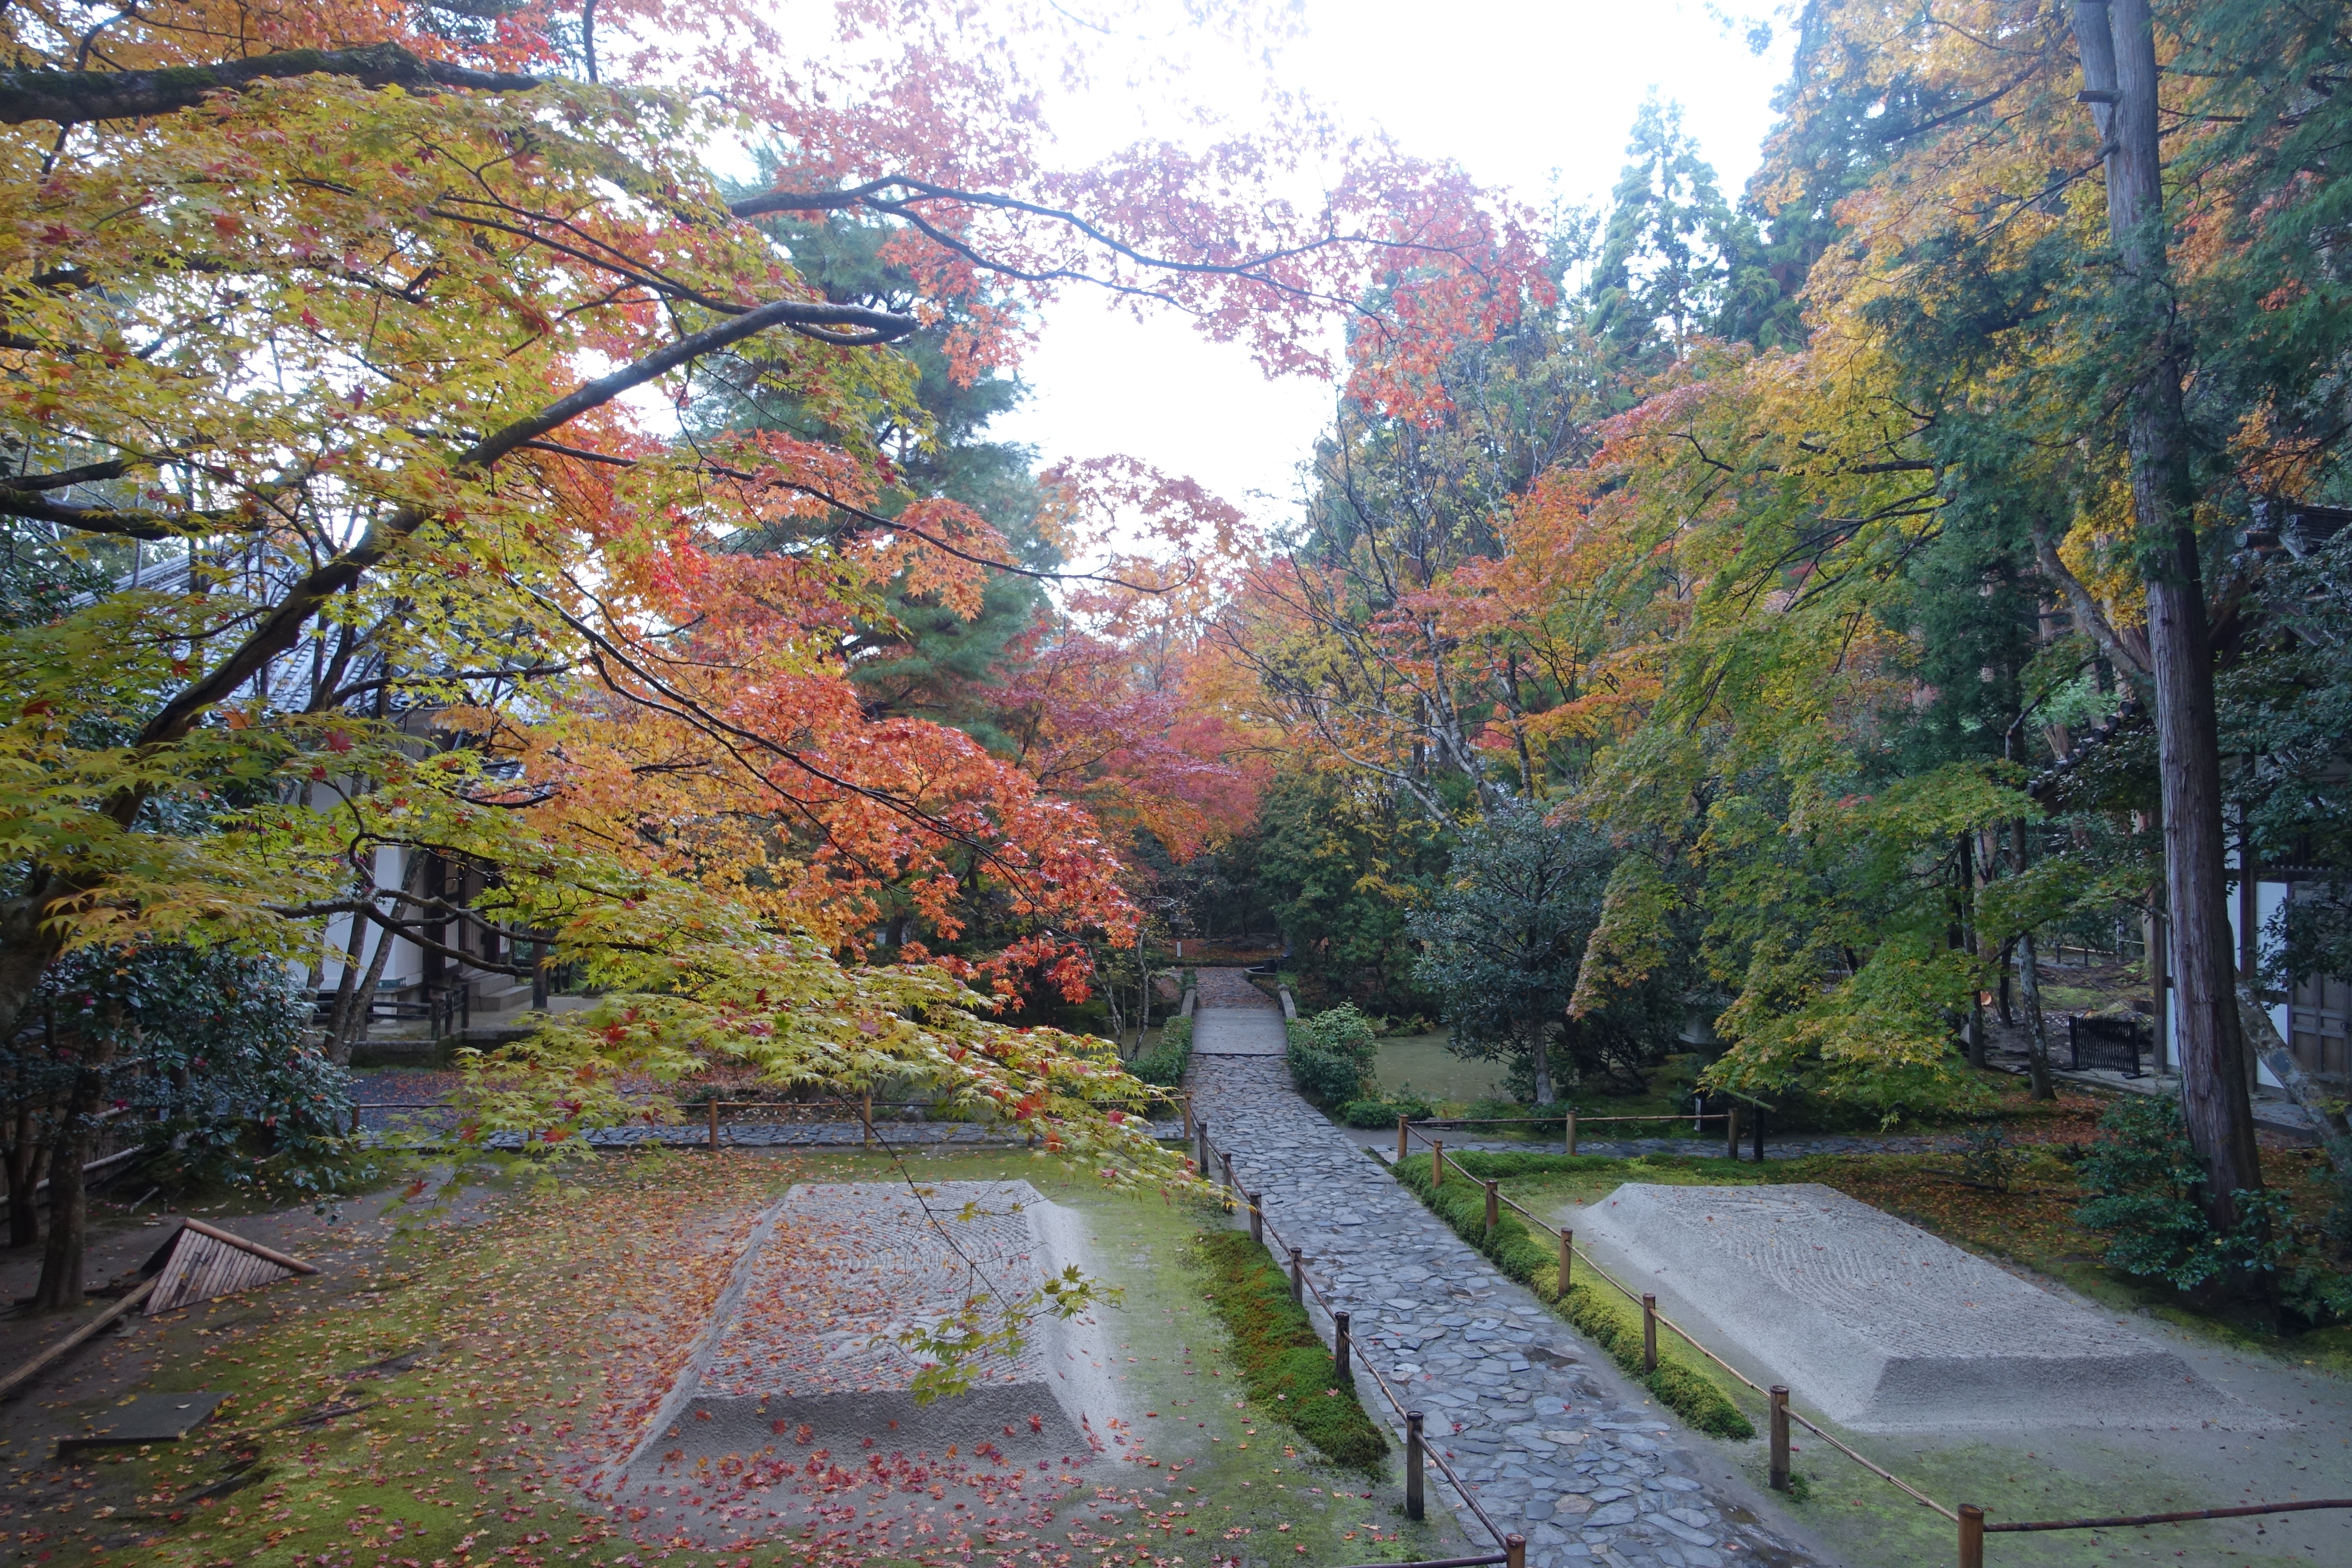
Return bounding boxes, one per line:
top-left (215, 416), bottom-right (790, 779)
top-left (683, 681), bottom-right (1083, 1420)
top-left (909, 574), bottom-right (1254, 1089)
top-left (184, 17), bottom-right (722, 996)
top-left (0, 1277), bottom-right (159, 1401)
top-left (179, 1218), bottom-right (318, 1275)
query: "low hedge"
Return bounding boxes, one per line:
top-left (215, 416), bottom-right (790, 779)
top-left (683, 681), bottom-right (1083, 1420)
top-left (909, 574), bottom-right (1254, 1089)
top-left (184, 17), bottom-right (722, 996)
top-left (1192, 1231), bottom-right (1389, 1470)
top-left (1130, 1016), bottom-right (1192, 1088)
top-left (1389, 1154), bottom-right (1753, 1439)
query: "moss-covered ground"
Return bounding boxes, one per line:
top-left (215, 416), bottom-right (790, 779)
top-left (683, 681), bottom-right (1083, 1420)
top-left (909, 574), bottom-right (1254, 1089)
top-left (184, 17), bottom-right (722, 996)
top-left (2, 1147), bottom-right (1472, 1568)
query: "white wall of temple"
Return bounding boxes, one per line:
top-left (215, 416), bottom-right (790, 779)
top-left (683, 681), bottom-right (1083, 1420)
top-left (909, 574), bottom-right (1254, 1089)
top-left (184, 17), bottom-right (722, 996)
top-left (2221, 858), bottom-right (2291, 1087)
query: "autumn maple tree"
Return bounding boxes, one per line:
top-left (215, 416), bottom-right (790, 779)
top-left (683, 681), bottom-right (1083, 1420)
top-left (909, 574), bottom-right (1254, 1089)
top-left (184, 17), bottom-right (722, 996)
top-left (0, 0), bottom-right (1540, 1302)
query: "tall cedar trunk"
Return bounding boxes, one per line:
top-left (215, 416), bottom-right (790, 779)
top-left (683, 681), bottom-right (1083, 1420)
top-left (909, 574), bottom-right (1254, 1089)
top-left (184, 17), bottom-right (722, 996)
top-left (1959, 833), bottom-right (1988, 1068)
top-left (2014, 821), bottom-right (2055, 1100)
top-left (33, 1025), bottom-right (114, 1308)
top-left (1528, 1017), bottom-right (1555, 1106)
top-left (2072, 0), bottom-right (2262, 1224)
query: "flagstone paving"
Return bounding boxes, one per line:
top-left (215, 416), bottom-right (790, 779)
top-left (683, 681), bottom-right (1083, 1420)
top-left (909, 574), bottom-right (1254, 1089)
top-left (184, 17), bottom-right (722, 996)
top-left (1188, 1047), bottom-right (1819, 1568)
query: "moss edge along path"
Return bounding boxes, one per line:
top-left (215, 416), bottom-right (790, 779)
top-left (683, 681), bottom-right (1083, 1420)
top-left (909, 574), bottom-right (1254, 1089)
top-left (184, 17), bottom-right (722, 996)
top-left (1182, 1044), bottom-right (1821, 1568)
top-left (1389, 1152), bottom-right (1752, 1439)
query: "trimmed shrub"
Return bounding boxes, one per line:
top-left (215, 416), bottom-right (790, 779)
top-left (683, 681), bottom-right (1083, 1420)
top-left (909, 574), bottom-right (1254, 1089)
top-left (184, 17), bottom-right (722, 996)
top-left (1340, 1092), bottom-right (1438, 1128)
top-left (1131, 1017), bottom-right (1193, 1088)
top-left (1389, 1153), bottom-right (1753, 1439)
top-left (1286, 1003), bottom-right (1380, 1106)
top-left (1192, 1231), bottom-right (1388, 1469)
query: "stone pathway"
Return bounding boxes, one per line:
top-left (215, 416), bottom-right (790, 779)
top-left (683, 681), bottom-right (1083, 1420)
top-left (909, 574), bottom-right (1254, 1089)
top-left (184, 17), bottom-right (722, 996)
top-left (1189, 1054), bottom-right (1818, 1568)
top-left (1191, 965), bottom-right (1286, 1055)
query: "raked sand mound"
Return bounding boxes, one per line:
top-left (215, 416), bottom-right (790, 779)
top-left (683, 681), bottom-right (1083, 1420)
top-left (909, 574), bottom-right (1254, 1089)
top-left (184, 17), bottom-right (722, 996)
top-left (591, 1181), bottom-right (1129, 1555)
top-left (1573, 1182), bottom-right (2231, 1432)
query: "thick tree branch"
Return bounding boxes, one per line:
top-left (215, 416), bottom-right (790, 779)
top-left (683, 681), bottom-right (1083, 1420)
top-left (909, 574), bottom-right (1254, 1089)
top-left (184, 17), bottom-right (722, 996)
top-left (2030, 519), bottom-right (2153, 679)
top-left (128, 294), bottom-right (915, 766)
top-left (0, 45), bottom-right (543, 126)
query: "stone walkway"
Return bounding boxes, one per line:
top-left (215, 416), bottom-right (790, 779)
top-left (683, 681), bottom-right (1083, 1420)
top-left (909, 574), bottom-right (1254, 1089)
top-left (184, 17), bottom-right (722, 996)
top-left (1191, 965), bottom-right (1286, 1055)
top-left (1188, 1053), bottom-right (1816, 1568)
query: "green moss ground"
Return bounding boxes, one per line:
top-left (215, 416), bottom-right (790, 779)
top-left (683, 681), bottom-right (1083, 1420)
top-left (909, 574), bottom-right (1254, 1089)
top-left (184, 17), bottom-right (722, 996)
top-left (4, 1147), bottom-right (1470, 1568)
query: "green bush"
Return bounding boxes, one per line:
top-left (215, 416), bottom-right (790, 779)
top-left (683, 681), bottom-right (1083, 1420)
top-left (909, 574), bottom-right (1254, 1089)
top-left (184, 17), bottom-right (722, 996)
top-left (1286, 1002), bottom-right (1380, 1105)
top-left (1131, 1016), bottom-right (1193, 1088)
top-left (1192, 1231), bottom-right (1389, 1469)
top-left (1390, 1153), bottom-right (1753, 1439)
top-left (1341, 1092), bottom-right (1438, 1128)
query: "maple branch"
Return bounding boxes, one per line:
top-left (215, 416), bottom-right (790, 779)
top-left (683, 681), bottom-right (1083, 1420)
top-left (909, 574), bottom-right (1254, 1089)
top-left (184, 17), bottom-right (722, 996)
top-left (127, 295), bottom-right (913, 766)
top-left (0, 489), bottom-right (255, 539)
top-left (0, 45), bottom-right (545, 126)
top-left (2029, 519), bottom-right (2153, 679)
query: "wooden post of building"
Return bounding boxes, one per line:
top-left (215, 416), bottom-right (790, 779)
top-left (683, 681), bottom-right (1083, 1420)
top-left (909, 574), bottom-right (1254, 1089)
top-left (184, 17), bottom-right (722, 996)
top-left (1768, 1385), bottom-right (1790, 1491)
top-left (708, 1099), bottom-right (720, 1152)
top-left (1396, 1115), bottom-right (1409, 1163)
top-left (1557, 1228), bottom-right (1573, 1299)
top-left (1248, 1192), bottom-right (1263, 1246)
top-left (1565, 1111), bottom-right (1577, 1156)
top-left (1484, 1179), bottom-right (1500, 1232)
top-left (1288, 1245), bottom-right (1304, 1305)
top-left (1725, 1104), bottom-right (1740, 1160)
top-left (1334, 1311), bottom-right (1351, 1380)
top-left (1957, 1504), bottom-right (1984, 1568)
top-left (1642, 1294), bottom-right (1658, 1372)
top-left (1404, 1412), bottom-right (1425, 1521)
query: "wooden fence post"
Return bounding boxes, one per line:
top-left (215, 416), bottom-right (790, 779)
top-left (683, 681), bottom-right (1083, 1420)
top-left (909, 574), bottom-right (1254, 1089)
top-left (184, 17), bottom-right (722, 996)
top-left (1957, 1504), bottom-right (1984, 1568)
top-left (1753, 1105), bottom-right (1765, 1163)
top-left (1557, 1228), bottom-right (1573, 1298)
top-left (1221, 1150), bottom-right (1234, 1192)
top-left (1484, 1179), bottom-right (1500, 1232)
top-left (1432, 1140), bottom-right (1444, 1186)
top-left (1289, 1245), bottom-right (1304, 1305)
top-left (1396, 1115), bottom-right (1408, 1163)
top-left (1565, 1111), bottom-right (1577, 1156)
top-left (1769, 1385), bottom-right (1790, 1491)
top-left (1505, 1534), bottom-right (1526, 1568)
top-left (1197, 1118), bottom-right (1210, 1176)
top-left (1248, 1192), bottom-right (1263, 1245)
top-left (1725, 1104), bottom-right (1739, 1160)
top-left (1334, 1311), bottom-right (1351, 1380)
top-left (1404, 1412), bottom-right (1424, 1521)
top-left (1642, 1294), bottom-right (1658, 1372)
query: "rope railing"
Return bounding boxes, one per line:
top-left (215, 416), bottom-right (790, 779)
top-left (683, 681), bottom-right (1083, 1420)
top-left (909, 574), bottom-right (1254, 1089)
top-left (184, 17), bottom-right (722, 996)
top-left (1193, 1118), bottom-right (1519, 1561)
top-left (1400, 1124), bottom-right (1959, 1523)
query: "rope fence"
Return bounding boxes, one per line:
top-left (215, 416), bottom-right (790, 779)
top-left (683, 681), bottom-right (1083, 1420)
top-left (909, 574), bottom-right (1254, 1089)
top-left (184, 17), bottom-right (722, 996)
top-left (1388, 1122), bottom-right (2352, 1563)
top-left (1194, 1115), bottom-right (1525, 1568)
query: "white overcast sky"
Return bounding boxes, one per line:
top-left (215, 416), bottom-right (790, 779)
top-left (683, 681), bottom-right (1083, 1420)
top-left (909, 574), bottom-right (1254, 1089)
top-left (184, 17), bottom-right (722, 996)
top-left (987, 1), bottom-right (1796, 529)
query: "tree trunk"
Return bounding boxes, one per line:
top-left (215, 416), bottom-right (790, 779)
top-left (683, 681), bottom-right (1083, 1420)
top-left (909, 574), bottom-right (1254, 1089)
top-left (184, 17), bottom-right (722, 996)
top-left (1528, 1018), bottom-right (1556, 1105)
top-left (2071, 0), bottom-right (2262, 1225)
top-left (2018, 933), bottom-right (2055, 1102)
top-left (32, 1026), bottom-right (115, 1308)
top-left (6, 1104), bottom-right (47, 1249)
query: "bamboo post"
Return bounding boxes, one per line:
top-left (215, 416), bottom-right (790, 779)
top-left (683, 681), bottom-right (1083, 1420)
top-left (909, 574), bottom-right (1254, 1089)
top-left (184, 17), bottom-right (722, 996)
top-left (708, 1099), bottom-right (720, 1152)
top-left (1334, 1311), bottom-right (1351, 1380)
top-left (1769, 1385), bottom-right (1790, 1491)
top-left (1958, 1504), bottom-right (1984, 1568)
top-left (1484, 1179), bottom-right (1500, 1232)
top-left (1725, 1104), bottom-right (1739, 1160)
top-left (1248, 1192), bottom-right (1263, 1245)
top-left (1288, 1245), bottom-right (1304, 1305)
top-left (1642, 1294), bottom-right (1658, 1372)
top-left (1404, 1412), bottom-right (1425, 1521)
top-left (1396, 1114), bottom-right (1409, 1163)
top-left (1505, 1534), bottom-right (1526, 1568)
top-left (1432, 1139), bottom-right (1443, 1186)
top-left (1557, 1228), bottom-right (1573, 1298)
top-left (1565, 1109), bottom-right (1577, 1156)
